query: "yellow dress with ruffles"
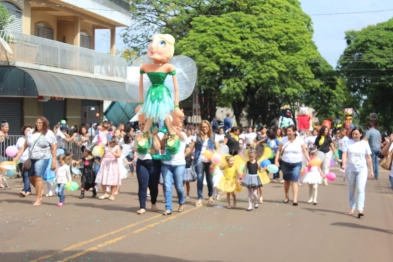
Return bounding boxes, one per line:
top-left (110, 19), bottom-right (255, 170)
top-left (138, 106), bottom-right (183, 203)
top-left (217, 166), bottom-right (243, 193)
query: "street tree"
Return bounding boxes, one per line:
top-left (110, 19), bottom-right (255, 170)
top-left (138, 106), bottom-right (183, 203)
top-left (176, 1), bottom-right (322, 121)
top-left (0, 2), bottom-right (13, 30)
top-left (337, 18), bottom-right (393, 132)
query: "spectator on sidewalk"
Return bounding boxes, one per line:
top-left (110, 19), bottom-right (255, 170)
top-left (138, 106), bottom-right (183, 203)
top-left (364, 121), bottom-right (381, 180)
top-left (224, 113), bottom-right (233, 132)
top-left (211, 117), bottom-right (219, 134)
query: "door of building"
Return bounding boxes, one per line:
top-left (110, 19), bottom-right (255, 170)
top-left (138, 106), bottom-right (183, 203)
top-left (43, 100), bottom-right (65, 128)
top-left (0, 98), bottom-right (22, 135)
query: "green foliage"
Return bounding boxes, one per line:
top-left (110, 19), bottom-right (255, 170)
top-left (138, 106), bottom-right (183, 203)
top-left (0, 3), bottom-right (13, 31)
top-left (176, 1), bottom-right (321, 121)
top-left (337, 18), bottom-right (393, 132)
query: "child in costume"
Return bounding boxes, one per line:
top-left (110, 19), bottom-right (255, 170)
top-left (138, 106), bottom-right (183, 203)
top-left (55, 154), bottom-right (72, 207)
top-left (95, 139), bottom-right (122, 201)
top-left (302, 149), bottom-right (326, 205)
top-left (183, 147), bottom-right (196, 198)
top-left (76, 146), bottom-right (97, 199)
top-left (217, 155), bottom-right (242, 209)
top-left (241, 149), bottom-right (263, 211)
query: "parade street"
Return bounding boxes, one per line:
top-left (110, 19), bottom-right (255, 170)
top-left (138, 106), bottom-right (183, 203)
top-left (1, 167), bottom-right (392, 262)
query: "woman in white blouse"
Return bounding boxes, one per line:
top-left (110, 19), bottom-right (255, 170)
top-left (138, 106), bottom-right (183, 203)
top-left (342, 127), bottom-right (374, 218)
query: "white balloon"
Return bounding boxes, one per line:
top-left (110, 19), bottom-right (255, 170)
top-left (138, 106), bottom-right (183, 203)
top-left (219, 144), bottom-right (229, 156)
top-left (317, 151), bottom-right (325, 162)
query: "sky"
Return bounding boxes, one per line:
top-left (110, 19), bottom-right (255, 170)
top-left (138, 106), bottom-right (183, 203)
top-left (95, 0), bottom-right (393, 68)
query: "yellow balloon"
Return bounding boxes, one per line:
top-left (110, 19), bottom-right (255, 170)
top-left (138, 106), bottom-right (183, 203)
top-left (92, 146), bottom-right (102, 157)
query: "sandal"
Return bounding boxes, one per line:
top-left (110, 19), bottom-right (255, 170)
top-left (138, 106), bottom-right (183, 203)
top-left (109, 196), bottom-right (115, 201)
top-left (283, 199), bottom-right (289, 204)
top-left (20, 191), bottom-right (26, 197)
top-left (227, 206), bottom-right (232, 209)
top-left (151, 204), bottom-right (158, 212)
top-left (195, 200), bottom-right (202, 207)
top-left (177, 205), bottom-right (184, 212)
top-left (163, 210), bottom-right (172, 216)
top-left (136, 209), bottom-right (146, 215)
top-left (98, 194), bottom-right (109, 200)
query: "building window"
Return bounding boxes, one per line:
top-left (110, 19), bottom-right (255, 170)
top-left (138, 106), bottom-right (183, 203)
top-left (2, 2), bottom-right (22, 33)
top-left (80, 32), bottom-right (92, 49)
top-left (35, 23), bottom-right (54, 40)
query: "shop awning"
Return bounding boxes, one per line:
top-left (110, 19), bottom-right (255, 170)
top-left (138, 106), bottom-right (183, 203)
top-left (21, 68), bottom-right (135, 102)
top-left (0, 66), bottom-right (135, 102)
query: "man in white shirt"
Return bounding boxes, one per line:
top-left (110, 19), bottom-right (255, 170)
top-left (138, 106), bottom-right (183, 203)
top-left (244, 126), bottom-right (257, 145)
top-left (55, 125), bottom-right (74, 149)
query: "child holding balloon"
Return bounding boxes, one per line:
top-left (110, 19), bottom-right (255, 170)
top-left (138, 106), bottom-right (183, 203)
top-left (217, 155), bottom-right (242, 209)
top-left (302, 149), bottom-right (325, 205)
top-left (55, 154), bottom-right (72, 207)
top-left (241, 149), bottom-right (263, 211)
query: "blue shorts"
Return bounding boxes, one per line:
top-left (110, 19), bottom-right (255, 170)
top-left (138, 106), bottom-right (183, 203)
top-left (28, 158), bottom-right (50, 177)
top-left (280, 160), bottom-right (302, 182)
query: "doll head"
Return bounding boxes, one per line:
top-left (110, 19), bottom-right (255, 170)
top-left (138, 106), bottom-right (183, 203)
top-left (299, 107), bottom-right (308, 115)
top-left (147, 34), bottom-right (175, 63)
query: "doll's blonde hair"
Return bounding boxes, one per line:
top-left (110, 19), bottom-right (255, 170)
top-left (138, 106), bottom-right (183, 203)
top-left (153, 34), bottom-right (175, 59)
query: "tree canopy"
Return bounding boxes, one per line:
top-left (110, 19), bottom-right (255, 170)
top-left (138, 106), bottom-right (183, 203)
top-left (337, 18), bottom-right (393, 131)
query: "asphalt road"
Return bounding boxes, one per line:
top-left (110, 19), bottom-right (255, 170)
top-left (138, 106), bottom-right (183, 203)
top-left (1, 166), bottom-right (392, 262)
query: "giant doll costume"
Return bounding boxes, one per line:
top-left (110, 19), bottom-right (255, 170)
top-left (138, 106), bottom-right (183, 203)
top-left (127, 34), bottom-right (197, 153)
top-left (278, 106), bottom-right (296, 128)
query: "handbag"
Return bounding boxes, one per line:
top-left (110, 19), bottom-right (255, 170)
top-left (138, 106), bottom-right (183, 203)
top-left (380, 149), bottom-right (393, 170)
top-left (23, 133), bottom-right (42, 172)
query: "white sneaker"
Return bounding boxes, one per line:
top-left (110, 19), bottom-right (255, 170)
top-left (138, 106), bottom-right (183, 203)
top-left (186, 196), bottom-right (190, 199)
top-left (216, 194), bottom-right (220, 200)
top-left (45, 192), bottom-right (53, 197)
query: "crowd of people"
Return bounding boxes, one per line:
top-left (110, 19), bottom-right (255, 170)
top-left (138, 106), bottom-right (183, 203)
top-left (0, 114), bottom-right (392, 219)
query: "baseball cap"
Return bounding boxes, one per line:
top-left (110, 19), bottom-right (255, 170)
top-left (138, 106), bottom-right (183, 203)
top-left (60, 124), bottom-right (68, 131)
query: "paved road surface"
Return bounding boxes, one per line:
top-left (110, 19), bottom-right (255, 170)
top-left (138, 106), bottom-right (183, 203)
top-left (1, 167), bottom-right (392, 262)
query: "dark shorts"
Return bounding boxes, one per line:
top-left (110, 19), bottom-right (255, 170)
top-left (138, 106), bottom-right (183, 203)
top-left (280, 160), bottom-right (302, 182)
top-left (28, 158), bottom-right (50, 177)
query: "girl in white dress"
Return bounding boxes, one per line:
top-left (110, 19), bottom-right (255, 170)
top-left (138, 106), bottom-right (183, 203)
top-left (302, 149), bottom-right (325, 205)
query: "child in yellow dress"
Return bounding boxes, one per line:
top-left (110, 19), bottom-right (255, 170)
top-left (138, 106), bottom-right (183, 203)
top-left (217, 155), bottom-right (242, 209)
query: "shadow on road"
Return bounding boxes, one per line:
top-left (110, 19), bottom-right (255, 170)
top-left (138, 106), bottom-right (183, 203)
top-left (302, 207), bottom-right (347, 216)
top-left (331, 222), bottom-right (393, 235)
top-left (0, 250), bottom-right (223, 262)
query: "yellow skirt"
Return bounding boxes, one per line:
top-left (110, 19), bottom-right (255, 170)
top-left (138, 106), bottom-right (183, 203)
top-left (217, 178), bottom-right (243, 193)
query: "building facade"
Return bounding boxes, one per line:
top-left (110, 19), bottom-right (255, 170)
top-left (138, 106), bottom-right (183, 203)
top-left (0, 0), bottom-right (132, 134)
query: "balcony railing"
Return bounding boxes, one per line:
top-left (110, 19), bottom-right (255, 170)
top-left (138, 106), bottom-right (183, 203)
top-left (93, 0), bottom-right (130, 13)
top-left (0, 30), bottom-right (127, 80)
top-left (109, 0), bottom-right (130, 12)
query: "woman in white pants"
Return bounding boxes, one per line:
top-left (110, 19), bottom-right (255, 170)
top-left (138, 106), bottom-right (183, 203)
top-left (341, 127), bottom-right (374, 218)
top-left (313, 126), bottom-right (339, 186)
